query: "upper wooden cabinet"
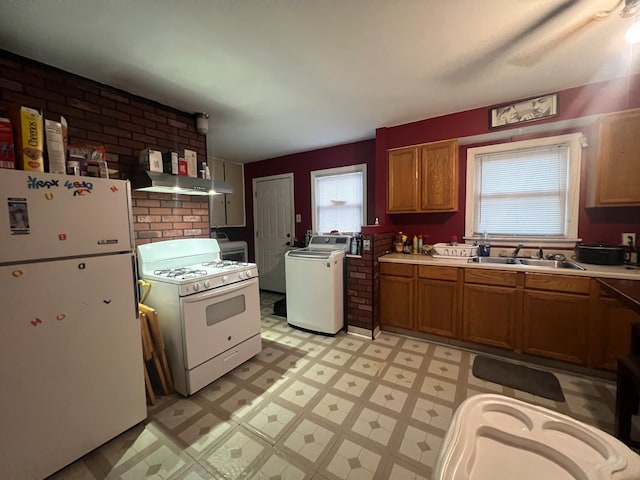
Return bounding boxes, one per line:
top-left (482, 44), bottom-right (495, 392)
top-left (387, 139), bottom-right (459, 213)
top-left (586, 108), bottom-right (640, 207)
top-left (209, 159), bottom-right (246, 227)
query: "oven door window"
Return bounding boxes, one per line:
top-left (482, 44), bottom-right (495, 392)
top-left (180, 278), bottom-right (260, 369)
top-left (206, 295), bottom-right (245, 326)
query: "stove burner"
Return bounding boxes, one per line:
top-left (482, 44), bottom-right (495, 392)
top-left (153, 268), bottom-right (208, 279)
top-left (202, 260), bottom-right (248, 268)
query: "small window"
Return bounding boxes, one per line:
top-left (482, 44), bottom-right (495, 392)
top-left (465, 133), bottom-right (583, 246)
top-left (311, 164), bottom-right (367, 234)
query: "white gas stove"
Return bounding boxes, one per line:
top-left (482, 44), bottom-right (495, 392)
top-left (137, 238), bottom-right (262, 396)
top-left (137, 239), bottom-right (257, 296)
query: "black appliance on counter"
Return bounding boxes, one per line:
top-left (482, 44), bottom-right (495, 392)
top-left (575, 243), bottom-right (626, 265)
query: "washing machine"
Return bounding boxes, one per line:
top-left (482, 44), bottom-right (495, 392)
top-left (284, 235), bottom-right (351, 335)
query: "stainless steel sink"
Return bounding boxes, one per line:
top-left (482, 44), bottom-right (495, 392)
top-left (472, 257), bottom-right (520, 265)
top-left (518, 258), bottom-right (561, 267)
top-left (469, 257), bottom-right (586, 270)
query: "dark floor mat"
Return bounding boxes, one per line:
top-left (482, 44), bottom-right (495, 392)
top-left (472, 355), bottom-right (565, 402)
top-left (273, 298), bottom-right (287, 317)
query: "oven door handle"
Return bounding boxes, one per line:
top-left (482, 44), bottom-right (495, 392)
top-left (182, 277), bottom-right (258, 303)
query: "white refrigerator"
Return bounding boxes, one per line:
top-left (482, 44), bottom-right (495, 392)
top-left (0, 169), bottom-right (147, 479)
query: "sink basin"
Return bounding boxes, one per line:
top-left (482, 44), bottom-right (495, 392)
top-left (469, 257), bottom-right (586, 270)
top-left (518, 258), bottom-right (586, 270)
top-left (518, 258), bottom-right (561, 267)
top-left (472, 257), bottom-right (520, 265)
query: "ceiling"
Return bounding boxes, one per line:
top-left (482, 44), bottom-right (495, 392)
top-left (1, 0), bottom-right (639, 163)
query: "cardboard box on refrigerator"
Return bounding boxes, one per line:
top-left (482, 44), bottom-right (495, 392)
top-left (8, 106), bottom-right (44, 171)
top-left (0, 117), bottom-right (16, 169)
top-left (44, 119), bottom-right (66, 174)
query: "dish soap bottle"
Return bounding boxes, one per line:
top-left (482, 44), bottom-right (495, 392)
top-left (480, 232), bottom-right (491, 257)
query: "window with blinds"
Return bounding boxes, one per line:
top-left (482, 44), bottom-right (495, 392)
top-left (311, 164), bottom-right (366, 234)
top-left (465, 133), bottom-right (583, 244)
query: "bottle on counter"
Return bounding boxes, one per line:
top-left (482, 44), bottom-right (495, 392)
top-left (412, 235), bottom-right (418, 254)
top-left (350, 235), bottom-right (359, 255)
top-left (479, 231), bottom-right (491, 257)
top-left (418, 235), bottom-right (423, 253)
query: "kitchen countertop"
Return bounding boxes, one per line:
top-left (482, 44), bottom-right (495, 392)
top-left (596, 278), bottom-right (640, 315)
top-left (379, 253), bottom-right (640, 281)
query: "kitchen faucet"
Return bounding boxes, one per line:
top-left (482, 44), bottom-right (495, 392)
top-left (512, 243), bottom-right (523, 258)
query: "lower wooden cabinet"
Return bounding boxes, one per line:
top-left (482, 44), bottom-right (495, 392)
top-left (379, 261), bottom-right (638, 371)
top-left (462, 268), bottom-right (520, 350)
top-left (522, 290), bottom-right (590, 365)
top-left (380, 263), bottom-right (415, 330)
top-left (463, 284), bottom-right (519, 350)
top-left (416, 266), bottom-right (460, 337)
top-left (521, 273), bottom-right (591, 365)
top-left (593, 296), bottom-right (640, 370)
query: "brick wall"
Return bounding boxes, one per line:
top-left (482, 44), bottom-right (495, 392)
top-left (346, 230), bottom-right (394, 336)
top-left (0, 50), bottom-right (209, 245)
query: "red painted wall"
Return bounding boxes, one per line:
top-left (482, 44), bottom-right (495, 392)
top-left (374, 74), bottom-right (640, 245)
top-left (234, 140), bottom-right (375, 258)
top-left (237, 74), bottom-right (640, 259)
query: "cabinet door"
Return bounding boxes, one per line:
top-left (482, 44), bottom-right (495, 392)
top-left (387, 147), bottom-right (419, 212)
top-left (380, 275), bottom-right (415, 329)
top-left (419, 140), bottom-right (458, 211)
top-left (593, 297), bottom-right (640, 371)
top-left (594, 109), bottom-right (640, 206)
top-left (463, 284), bottom-right (519, 350)
top-left (417, 278), bottom-right (457, 337)
top-left (224, 161), bottom-right (245, 226)
top-left (209, 159), bottom-right (246, 227)
top-left (522, 290), bottom-right (590, 365)
top-left (210, 159), bottom-right (226, 226)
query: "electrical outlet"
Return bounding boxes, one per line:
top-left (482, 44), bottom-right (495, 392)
top-left (622, 232), bottom-right (636, 247)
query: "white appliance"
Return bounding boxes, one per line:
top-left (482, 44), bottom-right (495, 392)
top-left (0, 169), bottom-right (146, 480)
top-left (212, 231), bottom-right (248, 262)
top-left (137, 238), bottom-right (261, 396)
top-left (284, 235), bottom-right (351, 335)
top-left (434, 394), bottom-right (640, 479)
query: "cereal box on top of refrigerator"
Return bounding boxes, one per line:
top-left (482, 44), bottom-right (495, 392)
top-left (8, 106), bottom-right (44, 171)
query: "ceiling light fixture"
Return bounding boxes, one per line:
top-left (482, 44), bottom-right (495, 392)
top-left (195, 112), bottom-right (209, 135)
top-left (622, 0), bottom-right (640, 43)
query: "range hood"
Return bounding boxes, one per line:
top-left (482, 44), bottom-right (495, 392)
top-left (131, 170), bottom-right (233, 196)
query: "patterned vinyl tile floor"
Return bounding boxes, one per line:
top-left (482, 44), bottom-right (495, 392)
top-left (50, 291), bottom-right (627, 479)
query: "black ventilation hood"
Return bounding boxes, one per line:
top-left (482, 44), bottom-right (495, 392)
top-left (131, 170), bottom-right (233, 196)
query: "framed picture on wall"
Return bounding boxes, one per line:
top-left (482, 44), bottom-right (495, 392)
top-left (489, 93), bottom-right (558, 128)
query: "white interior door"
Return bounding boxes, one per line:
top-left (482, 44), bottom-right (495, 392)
top-left (253, 174), bottom-right (294, 293)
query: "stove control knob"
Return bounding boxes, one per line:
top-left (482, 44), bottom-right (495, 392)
top-left (222, 275), bottom-right (229, 284)
top-left (204, 280), bottom-right (211, 289)
top-left (245, 270), bottom-right (252, 278)
top-left (193, 282), bottom-right (201, 291)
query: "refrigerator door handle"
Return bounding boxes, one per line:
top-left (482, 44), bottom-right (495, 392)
top-left (131, 255), bottom-right (140, 318)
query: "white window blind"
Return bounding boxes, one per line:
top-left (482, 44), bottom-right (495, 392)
top-left (473, 144), bottom-right (570, 237)
top-left (312, 165), bottom-right (366, 234)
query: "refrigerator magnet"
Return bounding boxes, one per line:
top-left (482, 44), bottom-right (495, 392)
top-left (8, 197), bottom-right (29, 235)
